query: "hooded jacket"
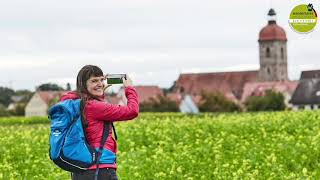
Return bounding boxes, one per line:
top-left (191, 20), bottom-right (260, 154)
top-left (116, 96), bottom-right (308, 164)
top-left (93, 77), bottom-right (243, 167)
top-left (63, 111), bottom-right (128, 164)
top-left (60, 86), bottom-right (139, 169)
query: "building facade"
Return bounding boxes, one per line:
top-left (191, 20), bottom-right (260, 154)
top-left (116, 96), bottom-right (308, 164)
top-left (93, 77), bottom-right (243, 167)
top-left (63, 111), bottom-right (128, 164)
top-left (258, 8), bottom-right (288, 82)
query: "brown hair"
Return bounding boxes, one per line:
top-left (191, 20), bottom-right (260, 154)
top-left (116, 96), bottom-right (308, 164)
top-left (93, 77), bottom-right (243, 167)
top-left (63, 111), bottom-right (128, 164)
top-left (76, 65), bottom-right (104, 128)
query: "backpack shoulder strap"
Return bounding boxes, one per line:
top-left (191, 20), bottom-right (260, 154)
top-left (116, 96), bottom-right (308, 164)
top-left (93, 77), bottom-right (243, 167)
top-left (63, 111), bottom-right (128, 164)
top-left (101, 121), bottom-right (110, 150)
top-left (112, 123), bottom-right (117, 140)
top-left (94, 121), bottom-right (110, 180)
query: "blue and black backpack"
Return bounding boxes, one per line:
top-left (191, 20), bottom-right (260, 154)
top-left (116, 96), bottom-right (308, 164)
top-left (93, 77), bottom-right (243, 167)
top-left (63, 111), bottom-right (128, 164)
top-left (48, 99), bottom-right (117, 174)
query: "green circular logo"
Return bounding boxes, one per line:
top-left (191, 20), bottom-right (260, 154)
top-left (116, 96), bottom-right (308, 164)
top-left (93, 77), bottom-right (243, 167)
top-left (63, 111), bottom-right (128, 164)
top-left (289, 4), bottom-right (317, 33)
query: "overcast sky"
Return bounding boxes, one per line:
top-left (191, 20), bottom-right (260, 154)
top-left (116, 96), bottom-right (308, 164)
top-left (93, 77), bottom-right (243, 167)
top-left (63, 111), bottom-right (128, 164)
top-left (0, 0), bottom-right (319, 91)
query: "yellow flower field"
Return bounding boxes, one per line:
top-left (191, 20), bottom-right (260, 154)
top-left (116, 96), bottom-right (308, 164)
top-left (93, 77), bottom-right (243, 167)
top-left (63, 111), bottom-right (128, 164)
top-left (0, 111), bottom-right (319, 179)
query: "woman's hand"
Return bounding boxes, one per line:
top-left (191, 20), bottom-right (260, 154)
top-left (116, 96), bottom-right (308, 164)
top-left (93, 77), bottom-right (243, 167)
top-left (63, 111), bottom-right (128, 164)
top-left (123, 75), bottom-right (133, 87)
top-left (103, 84), bottom-right (112, 91)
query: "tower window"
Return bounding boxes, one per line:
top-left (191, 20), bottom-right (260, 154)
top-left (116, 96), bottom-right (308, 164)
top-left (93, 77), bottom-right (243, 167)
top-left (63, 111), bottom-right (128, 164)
top-left (281, 47), bottom-right (284, 59)
top-left (266, 47), bottom-right (271, 58)
top-left (267, 67), bottom-right (271, 74)
top-left (180, 87), bottom-right (185, 93)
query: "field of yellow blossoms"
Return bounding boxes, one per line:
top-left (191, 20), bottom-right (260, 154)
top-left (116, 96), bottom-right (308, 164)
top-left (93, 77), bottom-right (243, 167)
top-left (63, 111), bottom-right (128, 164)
top-left (0, 111), bottom-right (320, 179)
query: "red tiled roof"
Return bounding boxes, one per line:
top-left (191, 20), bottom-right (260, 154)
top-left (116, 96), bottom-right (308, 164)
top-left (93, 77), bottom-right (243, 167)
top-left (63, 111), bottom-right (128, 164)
top-left (38, 91), bottom-right (67, 105)
top-left (134, 86), bottom-right (164, 103)
top-left (300, 70), bottom-right (320, 79)
top-left (290, 79), bottom-right (320, 105)
top-left (259, 23), bottom-right (287, 41)
top-left (174, 71), bottom-right (259, 100)
top-left (241, 81), bottom-right (298, 103)
top-left (166, 93), bottom-right (182, 105)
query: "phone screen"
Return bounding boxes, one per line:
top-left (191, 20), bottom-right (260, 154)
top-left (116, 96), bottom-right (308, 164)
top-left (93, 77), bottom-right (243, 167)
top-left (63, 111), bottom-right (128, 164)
top-left (106, 74), bottom-right (126, 84)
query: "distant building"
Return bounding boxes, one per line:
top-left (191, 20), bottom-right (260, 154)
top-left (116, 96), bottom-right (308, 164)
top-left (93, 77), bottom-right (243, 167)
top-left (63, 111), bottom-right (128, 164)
top-left (135, 85), bottom-right (164, 103)
top-left (7, 95), bottom-right (25, 111)
top-left (173, 71), bottom-right (258, 103)
top-left (25, 91), bottom-right (65, 117)
top-left (258, 8), bottom-right (288, 82)
top-left (171, 9), bottom-right (290, 108)
top-left (290, 70), bottom-right (320, 110)
top-left (117, 85), bottom-right (164, 104)
top-left (300, 70), bottom-right (320, 79)
top-left (11, 95), bottom-right (25, 102)
top-left (119, 85), bottom-right (164, 103)
top-left (179, 95), bottom-right (199, 113)
top-left (241, 81), bottom-right (298, 108)
top-left (290, 79), bottom-right (320, 110)
top-left (7, 104), bottom-right (16, 111)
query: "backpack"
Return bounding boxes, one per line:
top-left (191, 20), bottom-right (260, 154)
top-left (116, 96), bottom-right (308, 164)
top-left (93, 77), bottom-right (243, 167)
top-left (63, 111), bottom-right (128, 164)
top-left (48, 99), bottom-right (117, 173)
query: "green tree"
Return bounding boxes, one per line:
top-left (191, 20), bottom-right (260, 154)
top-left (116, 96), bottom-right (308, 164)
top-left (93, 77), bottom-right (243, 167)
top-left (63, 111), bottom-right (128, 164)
top-left (7, 103), bottom-right (26, 116)
top-left (0, 104), bottom-right (11, 116)
top-left (245, 90), bottom-right (285, 111)
top-left (199, 91), bottom-right (240, 112)
top-left (0, 87), bottom-right (15, 107)
top-left (37, 83), bottom-right (64, 91)
top-left (14, 103), bottom-right (27, 116)
top-left (66, 83), bottom-right (71, 91)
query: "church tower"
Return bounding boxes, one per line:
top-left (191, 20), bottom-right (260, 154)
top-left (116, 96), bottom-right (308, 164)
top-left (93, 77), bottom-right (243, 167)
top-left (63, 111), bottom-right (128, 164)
top-left (258, 8), bottom-right (288, 81)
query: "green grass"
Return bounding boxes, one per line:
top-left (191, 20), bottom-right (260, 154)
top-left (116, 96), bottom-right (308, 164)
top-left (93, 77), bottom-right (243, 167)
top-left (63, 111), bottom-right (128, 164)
top-left (0, 111), bottom-right (320, 179)
top-left (0, 116), bottom-right (49, 125)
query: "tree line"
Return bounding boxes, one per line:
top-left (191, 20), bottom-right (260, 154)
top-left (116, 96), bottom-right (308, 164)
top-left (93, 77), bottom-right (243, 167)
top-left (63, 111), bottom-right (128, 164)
top-left (0, 82), bottom-right (286, 116)
top-left (140, 90), bottom-right (286, 112)
top-left (0, 83), bottom-right (67, 116)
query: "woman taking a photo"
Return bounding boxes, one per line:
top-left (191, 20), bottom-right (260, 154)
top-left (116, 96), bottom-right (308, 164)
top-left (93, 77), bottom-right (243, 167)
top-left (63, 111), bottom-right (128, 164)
top-left (60, 65), bottom-right (139, 180)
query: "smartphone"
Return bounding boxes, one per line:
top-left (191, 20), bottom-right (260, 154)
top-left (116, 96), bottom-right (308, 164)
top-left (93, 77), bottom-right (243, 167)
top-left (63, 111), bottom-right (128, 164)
top-left (105, 74), bottom-right (127, 84)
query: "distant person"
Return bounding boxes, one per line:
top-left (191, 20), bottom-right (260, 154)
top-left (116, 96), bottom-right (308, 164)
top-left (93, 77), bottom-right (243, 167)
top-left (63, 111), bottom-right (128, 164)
top-left (60, 65), bottom-right (139, 180)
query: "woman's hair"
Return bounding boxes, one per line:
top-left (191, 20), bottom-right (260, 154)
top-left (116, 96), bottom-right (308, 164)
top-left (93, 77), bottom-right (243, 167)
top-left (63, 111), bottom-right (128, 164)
top-left (76, 65), bottom-right (104, 128)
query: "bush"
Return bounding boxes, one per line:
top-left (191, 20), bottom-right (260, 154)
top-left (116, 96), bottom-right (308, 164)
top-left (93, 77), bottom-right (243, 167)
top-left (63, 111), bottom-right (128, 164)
top-left (140, 95), bottom-right (179, 112)
top-left (0, 104), bottom-right (11, 117)
top-left (7, 103), bottom-right (27, 116)
top-left (37, 83), bottom-right (64, 91)
top-left (199, 91), bottom-right (240, 112)
top-left (245, 90), bottom-right (285, 111)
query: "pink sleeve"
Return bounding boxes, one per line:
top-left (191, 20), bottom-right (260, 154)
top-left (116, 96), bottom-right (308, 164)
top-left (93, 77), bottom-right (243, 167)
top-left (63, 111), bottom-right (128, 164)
top-left (87, 86), bottom-right (139, 122)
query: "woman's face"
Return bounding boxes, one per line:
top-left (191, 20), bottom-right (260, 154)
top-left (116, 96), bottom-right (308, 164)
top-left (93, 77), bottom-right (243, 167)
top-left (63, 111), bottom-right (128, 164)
top-left (86, 76), bottom-right (105, 97)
